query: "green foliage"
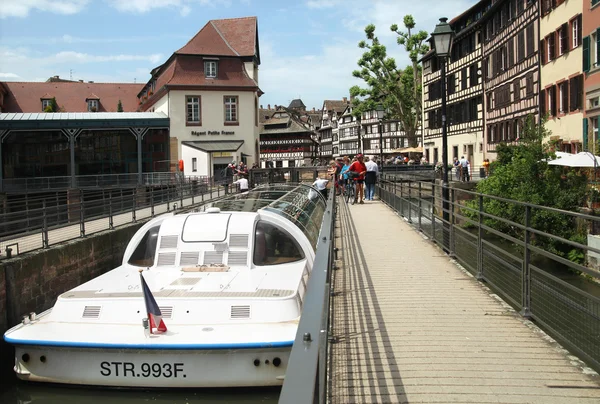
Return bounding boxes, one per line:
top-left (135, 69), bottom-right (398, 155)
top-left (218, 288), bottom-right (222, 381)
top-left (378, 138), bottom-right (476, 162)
top-left (350, 16), bottom-right (429, 147)
top-left (464, 115), bottom-right (588, 264)
top-left (117, 100), bottom-right (123, 112)
top-left (43, 105), bottom-right (53, 113)
top-left (44, 97), bottom-right (60, 113)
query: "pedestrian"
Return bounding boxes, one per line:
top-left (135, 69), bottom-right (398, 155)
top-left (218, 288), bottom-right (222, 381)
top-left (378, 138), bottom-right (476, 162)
top-left (312, 176), bottom-right (330, 199)
top-left (233, 174), bottom-right (249, 193)
top-left (348, 154), bottom-right (367, 204)
top-left (459, 156), bottom-right (470, 182)
top-left (224, 162), bottom-right (236, 194)
top-left (364, 156), bottom-right (379, 201)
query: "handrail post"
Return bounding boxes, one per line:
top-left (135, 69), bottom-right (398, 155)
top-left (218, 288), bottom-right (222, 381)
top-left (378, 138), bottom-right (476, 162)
top-left (42, 200), bottom-right (49, 248)
top-left (408, 180), bottom-right (412, 223)
top-left (109, 192), bottom-right (114, 230)
top-left (418, 182), bottom-right (422, 231)
top-left (449, 187), bottom-right (455, 257)
top-left (79, 193), bottom-right (85, 238)
top-left (521, 205), bottom-right (532, 318)
top-left (132, 188), bottom-right (137, 223)
top-left (167, 185), bottom-right (170, 212)
top-left (150, 186), bottom-right (155, 217)
top-left (431, 182), bottom-right (436, 241)
top-left (477, 194), bottom-right (484, 280)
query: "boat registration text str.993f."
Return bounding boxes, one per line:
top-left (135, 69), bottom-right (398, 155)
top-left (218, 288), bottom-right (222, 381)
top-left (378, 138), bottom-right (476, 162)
top-left (100, 361), bottom-right (186, 378)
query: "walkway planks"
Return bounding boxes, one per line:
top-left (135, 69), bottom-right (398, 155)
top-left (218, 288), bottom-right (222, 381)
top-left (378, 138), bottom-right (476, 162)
top-left (329, 199), bottom-right (600, 404)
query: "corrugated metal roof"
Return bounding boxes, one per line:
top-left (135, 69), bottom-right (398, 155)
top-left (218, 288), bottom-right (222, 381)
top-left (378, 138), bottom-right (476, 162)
top-left (0, 112), bottom-right (168, 121)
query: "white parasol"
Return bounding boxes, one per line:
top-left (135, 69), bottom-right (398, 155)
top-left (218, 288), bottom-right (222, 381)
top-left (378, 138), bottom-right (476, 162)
top-left (547, 152), bottom-right (600, 167)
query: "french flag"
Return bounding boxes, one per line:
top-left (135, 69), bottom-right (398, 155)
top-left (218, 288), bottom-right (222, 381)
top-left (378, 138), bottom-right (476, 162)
top-left (139, 271), bottom-right (167, 334)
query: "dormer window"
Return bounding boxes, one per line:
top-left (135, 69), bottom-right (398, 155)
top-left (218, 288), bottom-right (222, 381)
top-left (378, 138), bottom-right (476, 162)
top-left (88, 99), bottom-right (99, 112)
top-left (41, 99), bottom-right (51, 111)
top-left (205, 61), bottom-right (218, 78)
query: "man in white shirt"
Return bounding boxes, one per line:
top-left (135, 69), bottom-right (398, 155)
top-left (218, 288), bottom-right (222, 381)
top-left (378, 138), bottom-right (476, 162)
top-left (364, 156), bottom-right (379, 201)
top-left (233, 175), bottom-right (249, 193)
top-left (312, 177), bottom-right (330, 199)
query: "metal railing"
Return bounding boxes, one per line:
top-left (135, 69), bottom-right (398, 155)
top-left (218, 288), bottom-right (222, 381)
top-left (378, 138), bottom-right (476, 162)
top-left (382, 164), bottom-right (492, 182)
top-left (0, 177), bottom-right (230, 260)
top-left (1, 172), bottom-right (195, 193)
top-left (279, 186), bottom-right (336, 403)
top-left (249, 167), bottom-right (328, 187)
top-left (378, 175), bottom-right (600, 373)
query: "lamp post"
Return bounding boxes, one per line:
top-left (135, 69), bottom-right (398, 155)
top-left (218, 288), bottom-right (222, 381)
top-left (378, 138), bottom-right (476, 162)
top-left (376, 104), bottom-right (385, 172)
top-left (430, 17), bottom-right (455, 252)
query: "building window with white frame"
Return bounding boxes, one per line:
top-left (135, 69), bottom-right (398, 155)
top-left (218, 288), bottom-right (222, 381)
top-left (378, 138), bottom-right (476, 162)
top-left (592, 31), bottom-right (599, 68)
top-left (205, 61), bottom-right (217, 78)
top-left (224, 96), bottom-right (238, 123)
top-left (192, 157), bottom-right (197, 172)
top-left (87, 99), bottom-right (98, 112)
top-left (41, 99), bottom-right (51, 111)
top-left (186, 96), bottom-right (201, 125)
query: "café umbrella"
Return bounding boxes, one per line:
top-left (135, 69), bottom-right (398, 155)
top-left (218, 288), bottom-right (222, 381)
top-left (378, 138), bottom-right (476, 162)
top-left (547, 152), bottom-right (600, 168)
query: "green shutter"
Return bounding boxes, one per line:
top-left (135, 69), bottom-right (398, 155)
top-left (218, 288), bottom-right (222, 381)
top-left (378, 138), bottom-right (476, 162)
top-left (584, 36), bottom-right (591, 72)
top-left (593, 0), bottom-right (600, 7)
top-left (584, 118), bottom-right (589, 150)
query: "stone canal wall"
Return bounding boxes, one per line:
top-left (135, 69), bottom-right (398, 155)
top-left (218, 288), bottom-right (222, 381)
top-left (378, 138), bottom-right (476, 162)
top-left (0, 222), bottom-right (144, 379)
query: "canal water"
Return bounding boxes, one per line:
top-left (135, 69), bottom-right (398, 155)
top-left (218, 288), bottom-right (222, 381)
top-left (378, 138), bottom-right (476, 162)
top-left (0, 374), bottom-right (280, 404)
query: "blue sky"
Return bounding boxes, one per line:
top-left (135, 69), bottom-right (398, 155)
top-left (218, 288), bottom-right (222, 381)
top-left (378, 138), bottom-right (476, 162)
top-left (0, 0), bottom-right (477, 110)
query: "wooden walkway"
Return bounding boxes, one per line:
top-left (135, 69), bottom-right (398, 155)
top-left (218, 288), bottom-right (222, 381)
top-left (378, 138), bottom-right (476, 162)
top-left (329, 199), bottom-right (600, 404)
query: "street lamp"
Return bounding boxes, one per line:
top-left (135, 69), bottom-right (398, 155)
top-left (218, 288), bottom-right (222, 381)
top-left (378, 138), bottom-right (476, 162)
top-left (430, 17), bottom-right (455, 252)
top-left (376, 104), bottom-right (385, 172)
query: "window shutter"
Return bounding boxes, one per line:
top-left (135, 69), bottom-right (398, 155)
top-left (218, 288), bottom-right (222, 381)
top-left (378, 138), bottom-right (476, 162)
top-left (551, 86), bottom-right (557, 117)
top-left (540, 89), bottom-right (546, 115)
top-left (577, 74), bottom-right (584, 109)
top-left (597, 28), bottom-right (600, 67)
top-left (584, 118), bottom-right (589, 150)
top-left (584, 36), bottom-right (591, 72)
top-left (561, 23), bottom-right (568, 54)
top-left (541, 39), bottom-right (547, 64)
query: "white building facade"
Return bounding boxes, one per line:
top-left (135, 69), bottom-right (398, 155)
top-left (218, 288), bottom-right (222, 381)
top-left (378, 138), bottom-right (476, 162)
top-left (139, 17), bottom-right (262, 179)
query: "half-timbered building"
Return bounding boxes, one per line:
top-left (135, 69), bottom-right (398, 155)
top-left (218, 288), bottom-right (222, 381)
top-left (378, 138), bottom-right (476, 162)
top-left (360, 110), bottom-right (409, 160)
top-left (421, 1), bottom-right (487, 166)
top-left (540, 0), bottom-right (584, 152)
top-left (338, 104), bottom-right (361, 157)
top-left (318, 99), bottom-right (348, 161)
top-left (259, 109), bottom-right (317, 168)
top-left (482, 0), bottom-right (540, 158)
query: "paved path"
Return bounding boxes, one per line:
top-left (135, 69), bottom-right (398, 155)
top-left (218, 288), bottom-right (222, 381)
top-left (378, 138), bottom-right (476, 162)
top-left (0, 188), bottom-right (226, 259)
top-left (329, 198), bottom-right (600, 403)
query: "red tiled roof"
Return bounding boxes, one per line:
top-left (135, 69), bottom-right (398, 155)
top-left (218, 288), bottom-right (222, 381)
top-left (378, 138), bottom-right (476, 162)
top-left (1, 82), bottom-right (143, 113)
top-left (40, 92), bottom-right (52, 99)
top-left (86, 93), bottom-right (100, 100)
top-left (176, 17), bottom-right (257, 57)
top-left (167, 55), bottom-right (256, 86)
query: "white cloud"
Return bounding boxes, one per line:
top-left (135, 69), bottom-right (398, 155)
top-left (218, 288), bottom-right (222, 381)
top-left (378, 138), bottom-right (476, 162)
top-left (0, 0), bottom-right (89, 18)
top-left (5, 34), bottom-right (190, 45)
top-left (106, 0), bottom-right (231, 15)
top-left (0, 46), bottom-right (160, 83)
top-left (306, 0), bottom-right (343, 9)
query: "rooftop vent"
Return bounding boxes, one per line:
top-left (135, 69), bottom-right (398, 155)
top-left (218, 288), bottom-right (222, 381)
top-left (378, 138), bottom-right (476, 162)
top-left (160, 235), bottom-right (178, 249)
top-left (158, 306), bottom-right (173, 319)
top-left (229, 234), bottom-right (249, 248)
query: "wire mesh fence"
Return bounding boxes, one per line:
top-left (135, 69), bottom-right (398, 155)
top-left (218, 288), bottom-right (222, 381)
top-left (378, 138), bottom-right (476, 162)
top-left (378, 175), bottom-right (600, 373)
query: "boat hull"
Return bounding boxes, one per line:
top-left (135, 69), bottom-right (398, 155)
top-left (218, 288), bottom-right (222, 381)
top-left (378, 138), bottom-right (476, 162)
top-left (13, 345), bottom-right (289, 388)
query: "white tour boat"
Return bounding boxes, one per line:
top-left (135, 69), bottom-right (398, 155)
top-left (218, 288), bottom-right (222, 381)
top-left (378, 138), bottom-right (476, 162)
top-left (3, 184), bottom-right (326, 388)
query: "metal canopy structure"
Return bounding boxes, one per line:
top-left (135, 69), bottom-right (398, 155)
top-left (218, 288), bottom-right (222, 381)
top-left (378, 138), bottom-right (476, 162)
top-left (182, 140), bottom-right (244, 153)
top-left (0, 112), bottom-right (170, 130)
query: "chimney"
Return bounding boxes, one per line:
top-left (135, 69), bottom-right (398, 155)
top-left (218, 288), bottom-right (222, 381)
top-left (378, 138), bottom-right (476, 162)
top-left (54, 75), bottom-right (59, 79)
top-left (78, 80), bottom-right (83, 83)
top-left (268, 104), bottom-right (271, 109)
top-left (343, 97), bottom-right (348, 103)
top-left (260, 104), bottom-right (263, 109)
top-left (88, 81), bottom-right (94, 83)
top-left (312, 107), bottom-right (315, 112)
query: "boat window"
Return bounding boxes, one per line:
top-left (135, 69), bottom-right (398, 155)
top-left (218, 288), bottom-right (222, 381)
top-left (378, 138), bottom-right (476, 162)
top-left (253, 221), bottom-right (305, 266)
top-left (128, 225), bottom-right (161, 267)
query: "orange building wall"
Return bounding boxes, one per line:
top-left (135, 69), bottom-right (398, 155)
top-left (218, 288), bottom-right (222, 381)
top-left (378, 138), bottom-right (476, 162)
top-left (583, 2), bottom-right (600, 103)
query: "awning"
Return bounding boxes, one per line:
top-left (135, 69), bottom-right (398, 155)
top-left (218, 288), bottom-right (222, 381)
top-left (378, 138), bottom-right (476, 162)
top-left (182, 140), bottom-right (244, 153)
